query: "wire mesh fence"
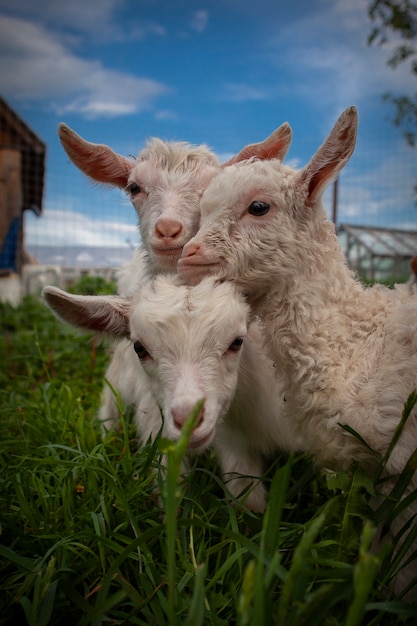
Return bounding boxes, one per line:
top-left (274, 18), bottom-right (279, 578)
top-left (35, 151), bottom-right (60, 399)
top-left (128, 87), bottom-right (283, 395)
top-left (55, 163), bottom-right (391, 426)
top-left (1, 97), bottom-right (417, 302)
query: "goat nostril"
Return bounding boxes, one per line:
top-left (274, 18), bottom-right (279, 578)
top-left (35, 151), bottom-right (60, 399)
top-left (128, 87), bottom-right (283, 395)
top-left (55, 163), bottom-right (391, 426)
top-left (155, 218), bottom-right (182, 239)
top-left (171, 406), bottom-right (205, 431)
top-left (172, 408), bottom-right (186, 430)
top-left (197, 407), bottom-right (205, 426)
top-left (182, 241), bottom-right (200, 258)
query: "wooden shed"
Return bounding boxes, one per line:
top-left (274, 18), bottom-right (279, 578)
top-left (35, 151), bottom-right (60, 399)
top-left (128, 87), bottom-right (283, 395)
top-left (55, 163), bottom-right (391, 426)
top-left (0, 96), bottom-right (46, 277)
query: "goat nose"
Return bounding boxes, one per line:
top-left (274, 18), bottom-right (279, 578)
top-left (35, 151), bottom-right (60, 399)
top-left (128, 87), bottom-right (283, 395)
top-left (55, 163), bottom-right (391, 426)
top-left (172, 405), bottom-right (205, 430)
top-left (155, 218), bottom-right (182, 239)
top-left (181, 240), bottom-right (201, 258)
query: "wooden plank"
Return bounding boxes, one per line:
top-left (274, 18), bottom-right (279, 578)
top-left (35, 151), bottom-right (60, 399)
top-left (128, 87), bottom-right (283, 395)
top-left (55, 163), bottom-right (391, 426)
top-left (0, 148), bottom-right (23, 272)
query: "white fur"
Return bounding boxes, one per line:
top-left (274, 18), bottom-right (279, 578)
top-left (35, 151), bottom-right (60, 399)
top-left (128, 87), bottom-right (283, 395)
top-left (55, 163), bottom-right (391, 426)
top-left (179, 106), bottom-right (417, 595)
top-left (43, 277), bottom-right (295, 512)
top-left (58, 123), bottom-right (292, 286)
top-left (58, 128), bottom-right (223, 434)
top-left (57, 123), bottom-right (293, 509)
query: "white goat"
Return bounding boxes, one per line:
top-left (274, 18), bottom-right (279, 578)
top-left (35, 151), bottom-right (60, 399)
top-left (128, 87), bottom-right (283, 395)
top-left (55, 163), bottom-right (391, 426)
top-left (58, 124), bottom-right (292, 284)
top-left (43, 277), bottom-right (294, 512)
top-left (58, 124), bottom-right (293, 446)
top-left (179, 107), bottom-right (417, 594)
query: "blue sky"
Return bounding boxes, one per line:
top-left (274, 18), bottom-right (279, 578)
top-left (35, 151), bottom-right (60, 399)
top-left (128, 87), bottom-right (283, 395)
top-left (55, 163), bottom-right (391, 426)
top-left (0, 0), bottom-right (416, 262)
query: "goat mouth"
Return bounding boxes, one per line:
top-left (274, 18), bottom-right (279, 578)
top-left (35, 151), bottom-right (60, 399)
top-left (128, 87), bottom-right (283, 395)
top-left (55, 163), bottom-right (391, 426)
top-left (152, 245), bottom-right (184, 257)
top-left (178, 255), bottom-right (219, 267)
top-left (188, 430), bottom-right (214, 452)
top-left (178, 258), bottom-right (221, 283)
top-left (178, 257), bottom-right (221, 274)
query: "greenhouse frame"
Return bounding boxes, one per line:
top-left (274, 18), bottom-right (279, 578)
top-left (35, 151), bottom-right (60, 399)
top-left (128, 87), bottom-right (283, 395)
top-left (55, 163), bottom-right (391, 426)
top-left (338, 223), bottom-right (417, 283)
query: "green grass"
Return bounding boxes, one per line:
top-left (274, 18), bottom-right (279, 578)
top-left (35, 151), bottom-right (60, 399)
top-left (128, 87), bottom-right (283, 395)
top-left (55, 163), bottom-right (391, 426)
top-left (1, 292), bottom-right (417, 625)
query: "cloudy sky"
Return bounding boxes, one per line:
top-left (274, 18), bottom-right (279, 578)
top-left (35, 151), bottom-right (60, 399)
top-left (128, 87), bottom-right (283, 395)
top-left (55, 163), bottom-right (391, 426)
top-left (1, 0), bottom-right (416, 262)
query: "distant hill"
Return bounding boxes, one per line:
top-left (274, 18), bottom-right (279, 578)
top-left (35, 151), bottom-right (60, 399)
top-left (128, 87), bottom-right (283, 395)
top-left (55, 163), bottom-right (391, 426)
top-left (27, 245), bottom-right (135, 268)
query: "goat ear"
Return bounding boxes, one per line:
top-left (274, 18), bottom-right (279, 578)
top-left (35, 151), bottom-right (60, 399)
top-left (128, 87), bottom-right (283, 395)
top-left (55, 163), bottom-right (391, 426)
top-left (223, 122), bottom-right (292, 167)
top-left (58, 124), bottom-right (133, 188)
top-left (297, 106), bottom-right (358, 205)
top-left (42, 286), bottom-right (131, 337)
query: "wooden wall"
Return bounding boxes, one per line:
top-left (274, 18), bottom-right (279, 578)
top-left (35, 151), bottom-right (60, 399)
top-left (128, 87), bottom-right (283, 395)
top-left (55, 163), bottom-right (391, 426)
top-left (0, 148), bottom-right (23, 275)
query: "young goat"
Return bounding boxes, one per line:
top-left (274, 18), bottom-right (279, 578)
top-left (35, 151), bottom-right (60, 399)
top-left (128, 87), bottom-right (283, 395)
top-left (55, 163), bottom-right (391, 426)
top-left (43, 277), bottom-right (295, 512)
top-left (59, 124), bottom-right (292, 280)
top-left (179, 107), bottom-right (417, 595)
top-left (59, 124), bottom-right (293, 433)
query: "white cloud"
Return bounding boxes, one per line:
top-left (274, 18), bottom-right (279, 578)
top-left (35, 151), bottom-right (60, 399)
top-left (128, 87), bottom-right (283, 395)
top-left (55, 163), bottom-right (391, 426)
top-left (0, 0), bottom-right (118, 25)
top-left (220, 83), bottom-right (268, 103)
top-left (189, 9), bottom-right (208, 33)
top-left (0, 14), bottom-right (169, 117)
top-left (210, 0), bottom-right (413, 114)
top-left (154, 109), bottom-right (179, 121)
top-left (263, 0), bottom-right (414, 116)
top-left (0, 0), bottom-right (165, 41)
top-left (24, 208), bottom-right (138, 247)
top-left (330, 140), bottom-right (417, 227)
top-left (217, 151), bottom-right (235, 163)
top-left (285, 157), bottom-right (302, 169)
top-left (58, 68), bottom-right (170, 118)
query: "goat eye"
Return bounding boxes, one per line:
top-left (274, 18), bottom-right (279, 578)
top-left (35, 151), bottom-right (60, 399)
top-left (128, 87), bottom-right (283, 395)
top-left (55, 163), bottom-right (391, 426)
top-left (133, 341), bottom-right (150, 360)
top-left (227, 337), bottom-right (244, 353)
top-left (127, 182), bottom-right (141, 196)
top-left (248, 201), bottom-right (270, 216)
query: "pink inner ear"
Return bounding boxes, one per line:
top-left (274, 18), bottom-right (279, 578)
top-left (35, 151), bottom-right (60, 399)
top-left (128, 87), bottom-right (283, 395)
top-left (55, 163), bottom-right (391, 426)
top-left (59, 124), bottom-right (133, 188)
top-left (223, 123), bottom-right (292, 167)
top-left (302, 107), bottom-right (358, 204)
top-left (307, 162), bottom-right (339, 202)
top-left (85, 150), bottom-right (133, 188)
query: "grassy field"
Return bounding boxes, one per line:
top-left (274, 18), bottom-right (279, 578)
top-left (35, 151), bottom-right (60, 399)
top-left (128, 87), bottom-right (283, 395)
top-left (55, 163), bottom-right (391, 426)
top-left (1, 281), bottom-right (417, 625)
